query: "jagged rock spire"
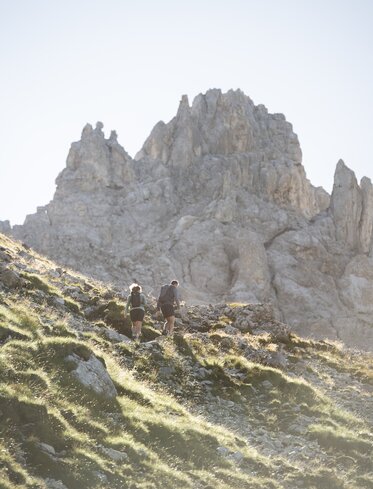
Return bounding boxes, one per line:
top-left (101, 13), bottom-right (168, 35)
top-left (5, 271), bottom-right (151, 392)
top-left (330, 159), bottom-right (373, 253)
top-left (58, 121), bottom-right (133, 193)
top-left (330, 160), bottom-right (362, 249)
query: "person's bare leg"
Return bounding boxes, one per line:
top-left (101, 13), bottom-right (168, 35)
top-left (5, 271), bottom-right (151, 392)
top-left (132, 321), bottom-right (142, 340)
top-left (165, 316), bottom-right (175, 335)
top-left (135, 320), bottom-right (142, 338)
top-left (170, 316), bottom-right (175, 334)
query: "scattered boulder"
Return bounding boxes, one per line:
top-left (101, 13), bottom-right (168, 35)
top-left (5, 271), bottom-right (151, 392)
top-left (224, 325), bottom-right (240, 336)
top-left (230, 451), bottom-right (244, 464)
top-left (44, 479), bottom-right (69, 489)
top-left (270, 323), bottom-right (292, 344)
top-left (52, 297), bottom-right (65, 308)
top-left (216, 446), bottom-right (230, 457)
top-left (99, 446), bottom-right (128, 462)
top-left (0, 268), bottom-right (22, 288)
top-left (266, 348), bottom-right (288, 369)
top-left (64, 353), bottom-right (117, 398)
top-left (216, 446), bottom-right (244, 465)
top-left (220, 337), bottom-right (234, 349)
top-left (38, 442), bottom-right (56, 456)
top-left (0, 249), bottom-right (12, 262)
top-left (104, 328), bottom-right (131, 343)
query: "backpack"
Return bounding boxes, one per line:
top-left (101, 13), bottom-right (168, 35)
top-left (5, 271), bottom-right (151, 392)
top-left (131, 292), bottom-right (141, 308)
top-left (158, 284), bottom-right (174, 305)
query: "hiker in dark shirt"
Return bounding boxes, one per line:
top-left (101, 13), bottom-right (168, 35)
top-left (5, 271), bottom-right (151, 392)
top-left (156, 280), bottom-right (180, 336)
top-left (125, 283), bottom-right (146, 341)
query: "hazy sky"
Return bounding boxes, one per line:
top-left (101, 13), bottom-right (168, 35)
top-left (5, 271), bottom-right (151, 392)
top-left (1, 0), bottom-right (372, 224)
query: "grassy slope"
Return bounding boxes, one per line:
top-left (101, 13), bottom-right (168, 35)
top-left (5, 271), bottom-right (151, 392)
top-left (0, 233), bottom-right (372, 489)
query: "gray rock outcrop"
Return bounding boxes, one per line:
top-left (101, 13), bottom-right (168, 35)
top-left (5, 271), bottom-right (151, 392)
top-left (5, 89), bottom-right (373, 350)
top-left (0, 220), bottom-right (11, 234)
top-left (64, 353), bottom-right (117, 398)
top-left (0, 268), bottom-right (23, 288)
top-left (329, 161), bottom-right (373, 255)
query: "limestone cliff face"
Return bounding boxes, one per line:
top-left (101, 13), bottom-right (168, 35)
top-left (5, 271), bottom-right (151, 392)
top-left (136, 89), bottom-right (326, 219)
top-left (5, 89), bottom-right (373, 350)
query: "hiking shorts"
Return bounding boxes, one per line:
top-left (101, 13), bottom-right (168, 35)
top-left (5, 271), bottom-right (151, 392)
top-left (161, 303), bottom-right (175, 319)
top-left (130, 308), bottom-right (145, 322)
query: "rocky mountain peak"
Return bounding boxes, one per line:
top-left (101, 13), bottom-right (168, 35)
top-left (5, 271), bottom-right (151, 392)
top-left (3, 89), bottom-right (373, 350)
top-left (140, 88), bottom-right (302, 164)
top-left (136, 89), bottom-right (323, 218)
top-left (57, 121), bottom-right (133, 194)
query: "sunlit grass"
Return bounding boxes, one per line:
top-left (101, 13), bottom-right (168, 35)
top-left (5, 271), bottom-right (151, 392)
top-left (227, 302), bottom-right (249, 308)
top-left (0, 232), bottom-right (372, 488)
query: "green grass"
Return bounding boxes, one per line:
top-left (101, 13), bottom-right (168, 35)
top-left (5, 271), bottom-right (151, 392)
top-left (309, 424), bottom-right (372, 453)
top-left (0, 232), bottom-right (372, 488)
top-left (63, 297), bottom-right (81, 314)
top-left (316, 349), bottom-right (373, 384)
top-left (0, 317), bottom-right (275, 487)
top-left (0, 303), bottom-right (41, 338)
top-left (21, 272), bottom-right (59, 295)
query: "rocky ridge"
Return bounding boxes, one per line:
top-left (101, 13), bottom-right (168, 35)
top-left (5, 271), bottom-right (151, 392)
top-left (3, 89), bottom-right (373, 350)
top-left (0, 232), bottom-right (372, 489)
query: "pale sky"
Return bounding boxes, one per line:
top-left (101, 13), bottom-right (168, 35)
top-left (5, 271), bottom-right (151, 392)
top-left (1, 0), bottom-right (372, 224)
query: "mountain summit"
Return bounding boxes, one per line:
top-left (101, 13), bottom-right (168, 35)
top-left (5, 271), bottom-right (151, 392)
top-left (4, 89), bottom-right (373, 350)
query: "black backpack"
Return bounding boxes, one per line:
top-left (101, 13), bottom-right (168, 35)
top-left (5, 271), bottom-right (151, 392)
top-left (159, 284), bottom-right (174, 304)
top-left (131, 292), bottom-right (141, 308)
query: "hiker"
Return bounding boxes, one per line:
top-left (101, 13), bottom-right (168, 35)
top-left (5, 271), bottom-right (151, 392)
top-left (156, 280), bottom-right (180, 336)
top-left (125, 283), bottom-right (146, 341)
